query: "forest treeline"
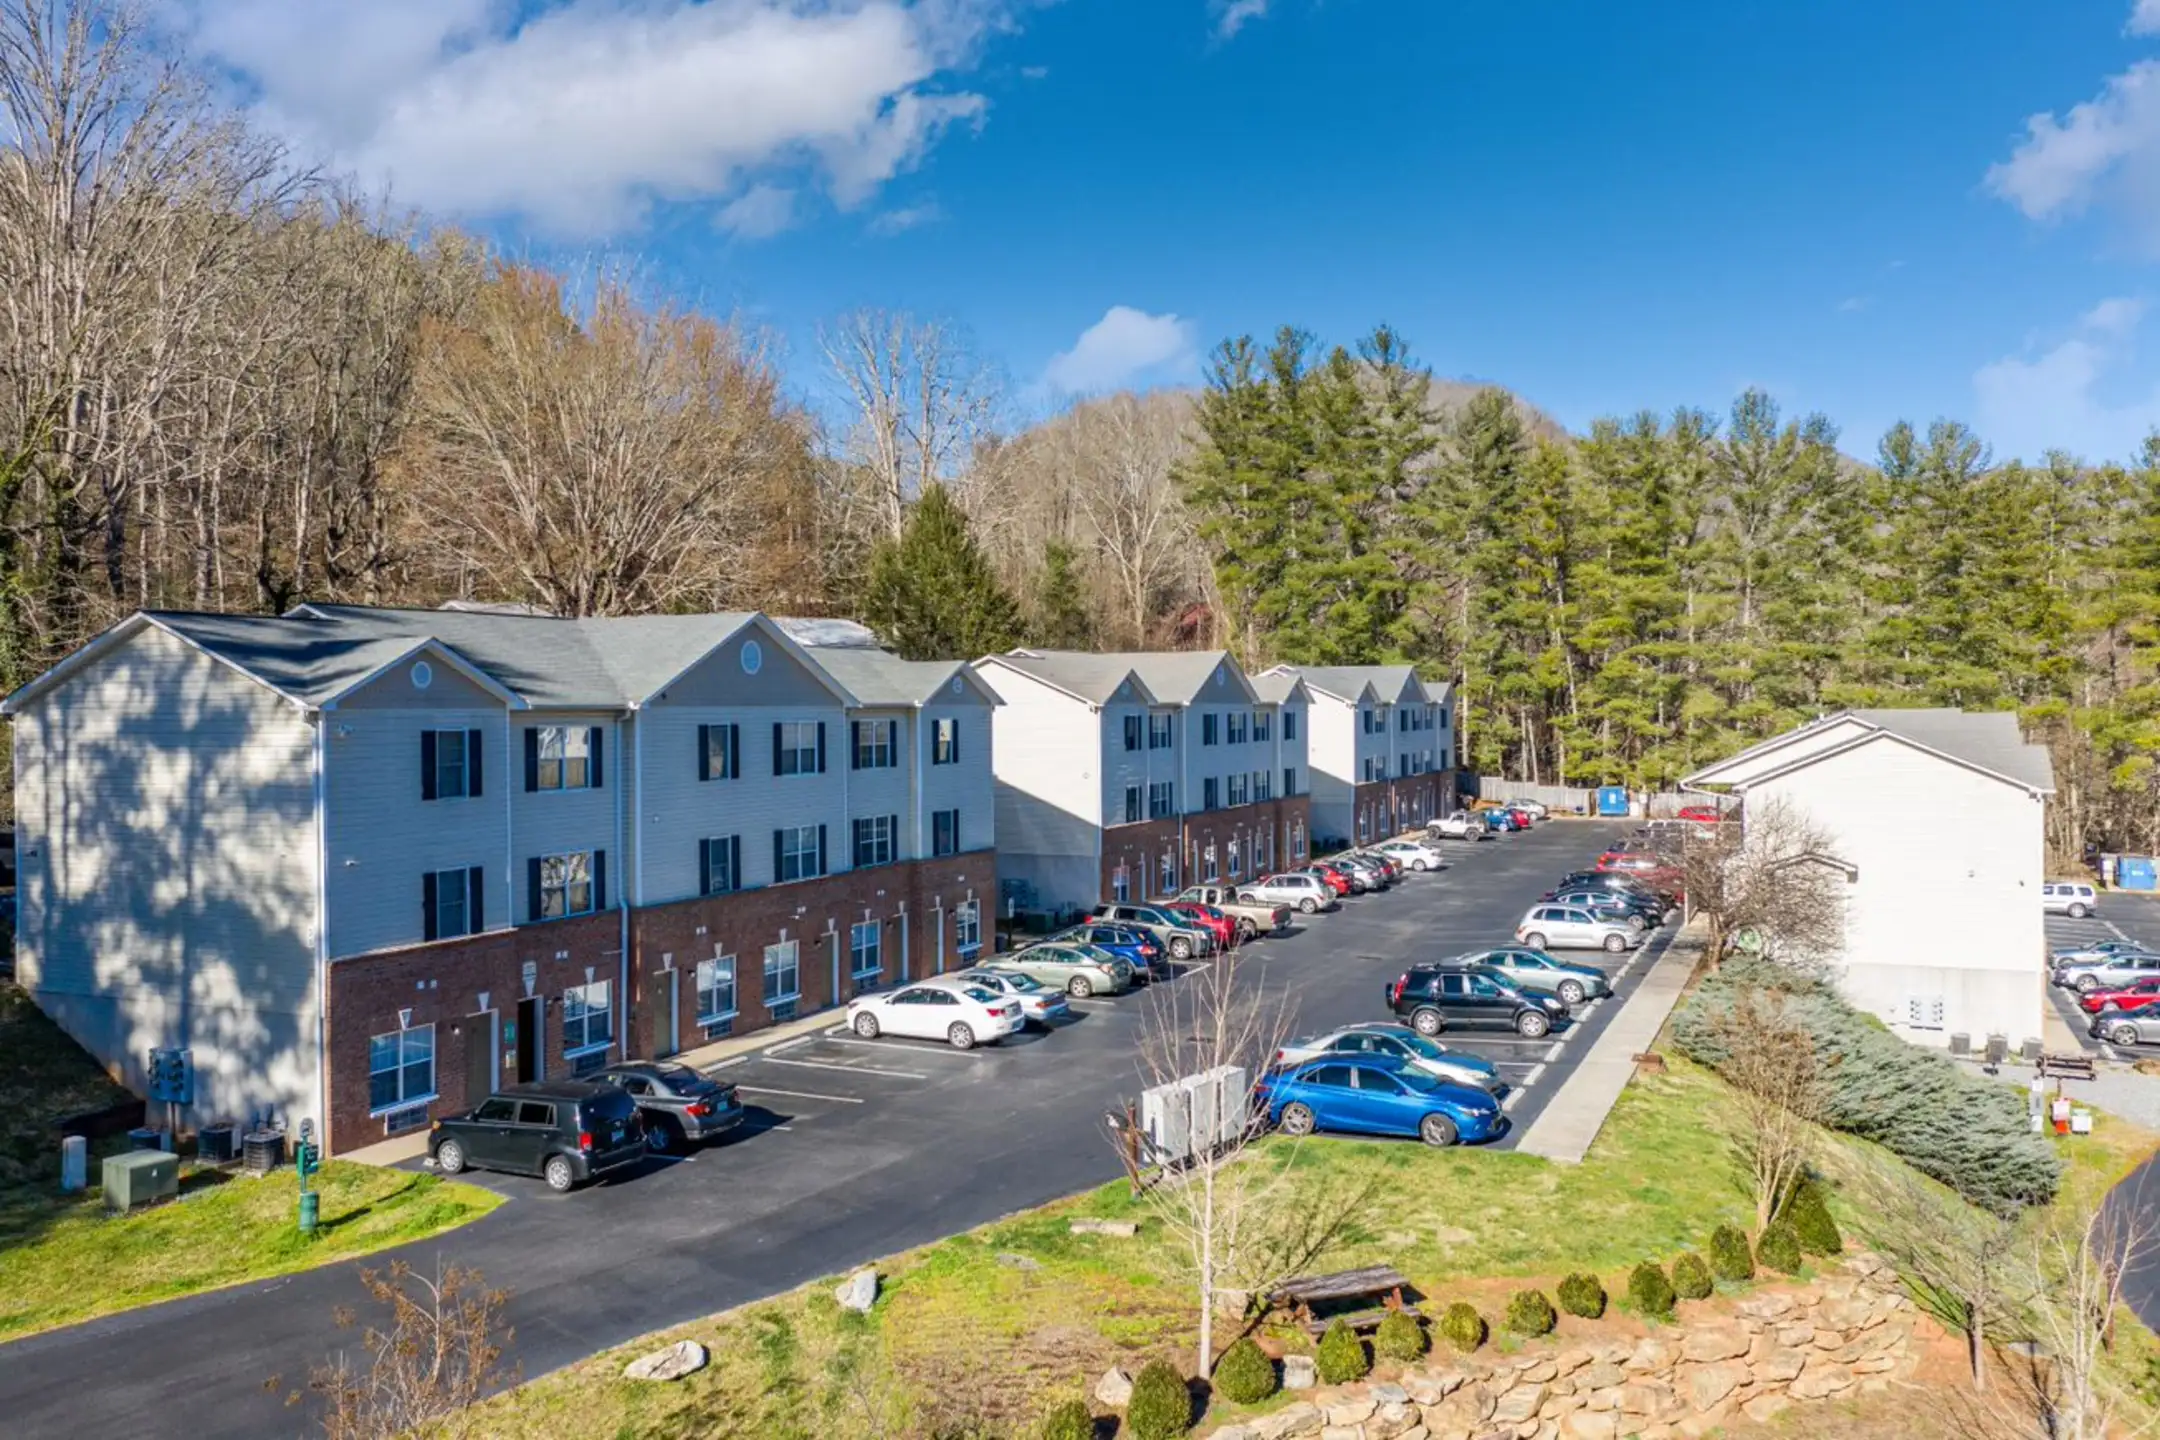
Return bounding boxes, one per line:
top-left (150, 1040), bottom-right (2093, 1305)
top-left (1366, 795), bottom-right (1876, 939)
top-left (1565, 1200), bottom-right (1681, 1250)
top-left (1, 0), bottom-right (2156, 862)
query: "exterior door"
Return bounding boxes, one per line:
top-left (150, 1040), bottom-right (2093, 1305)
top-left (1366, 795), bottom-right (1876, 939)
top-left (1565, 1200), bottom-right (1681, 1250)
top-left (464, 1011), bottom-right (496, 1110)
top-left (516, 997), bottom-right (542, 1083)
top-left (662, 972), bottom-right (680, 1058)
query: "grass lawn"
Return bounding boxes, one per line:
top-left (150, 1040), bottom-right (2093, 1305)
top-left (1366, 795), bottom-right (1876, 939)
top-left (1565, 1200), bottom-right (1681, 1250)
top-left (479, 1056), bottom-right (2000, 1440)
top-left (0, 983), bottom-right (500, 1342)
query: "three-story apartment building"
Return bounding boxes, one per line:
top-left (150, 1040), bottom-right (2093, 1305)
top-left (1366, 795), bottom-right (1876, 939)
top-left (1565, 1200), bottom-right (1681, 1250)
top-left (3, 605), bottom-right (998, 1154)
top-left (975, 649), bottom-right (1311, 915)
top-left (1271, 665), bottom-right (1453, 844)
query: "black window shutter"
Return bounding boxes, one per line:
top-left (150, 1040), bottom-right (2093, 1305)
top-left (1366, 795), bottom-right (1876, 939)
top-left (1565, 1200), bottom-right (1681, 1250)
top-left (468, 866), bottom-right (485, 933)
top-left (523, 728), bottom-right (540, 790)
top-left (951, 720), bottom-right (959, 764)
top-left (728, 836), bottom-right (740, 890)
top-left (588, 727), bottom-right (603, 787)
top-left (420, 731), bottom-right (438, 801)
top-left (817, 824), bottom-right (828, 876)
top-left (467, 730), bottom-right (483, 797)
top-left (817, 722), bottom-right (827, 773)
top-left (890, 814), bottom-right (901, 861)
top-left (729, 725), bottom-right (740, 780)
top-left (527, 857), bottom-right (543, 921)
top-left (422, 870), bottom-right (439, 941)
top-left (887, 719), bottom-right (897, 761)
top-left (772, 829), bottom-right (783, 881)
top-left (699, 837), bottom-right (713, 896)
top-left (772, 722), bottom-right (783, 775)
top-left (593, 850), bottom-right (607, 910)
top-left (850, 720), bottom-right (861, 771)
top-left (697, 724), bottom-right (712, 782)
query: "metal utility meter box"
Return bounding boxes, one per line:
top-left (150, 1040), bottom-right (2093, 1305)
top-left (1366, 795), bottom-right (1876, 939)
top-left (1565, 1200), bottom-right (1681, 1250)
top-left (1141, 1081), bottom-right (1192, 1163)
top-left (102, 1149), bottom-right (178, 1213)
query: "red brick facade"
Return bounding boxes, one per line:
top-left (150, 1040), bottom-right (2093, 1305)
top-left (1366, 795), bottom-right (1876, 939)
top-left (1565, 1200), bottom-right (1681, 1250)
top-left (319, 851), bottom-right (995, 1155)
top-left (1101, 817), bottom-right (1181, 902)
top-left (1095, 798), bottom-right (1316, 906)
top-left (1351, 775), bottom-right (1452, 842)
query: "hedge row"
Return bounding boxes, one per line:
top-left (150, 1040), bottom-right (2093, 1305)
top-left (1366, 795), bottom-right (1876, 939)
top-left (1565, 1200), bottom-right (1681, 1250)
top-left (1672, 957), bottom-right (2061, 1211)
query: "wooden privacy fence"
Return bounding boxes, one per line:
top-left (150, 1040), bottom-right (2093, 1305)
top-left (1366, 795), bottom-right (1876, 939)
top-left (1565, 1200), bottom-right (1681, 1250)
top-left (1471, 777), bottom-right (1692, 817)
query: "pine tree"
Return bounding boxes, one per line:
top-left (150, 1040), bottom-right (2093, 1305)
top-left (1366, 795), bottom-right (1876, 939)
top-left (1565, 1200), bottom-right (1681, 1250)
top-left (859, 484), bottom-right (1023, 660)
top-left (1030, 539), bottom-right (1096, 649)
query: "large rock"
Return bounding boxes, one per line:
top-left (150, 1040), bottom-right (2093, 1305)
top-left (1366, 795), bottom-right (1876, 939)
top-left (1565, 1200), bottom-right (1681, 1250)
top-left (1094, 1365), bottom-right (1133, 1407)
top-left (1683, 1362), bottom-right (1749, 1413)
top-left (1554, 1348), bottom-right (1594, 1377)
top-left (1615, 1382), bottom-right (1673, 1417)
top-left (1625, 1339), bottom-right (1674, 1372)
top-left (1734, 1293), bottom-right (1795, 1322)
top-left (1422, 1382), bottom-right (1497, 1433)
top-left (1491, 1382), bottom-right (1548, 1425)
top-left (622, 1339), bottom-right (708, 1381)
top-left (1574, 1361), bottom-right (1626, 1392)
top-left (1809, 1329), bottom-right (1847, 1351)
top-left (1253, 1402), bottom-right (1323, 1440)
top-left (1774, 1322), bottom-right (1815, 1348)
top-left (1680, 1328), bottom-right (1749, 1363)
top-left (834, 1268), bottom-right (878, 1314)
top-left (1517, 1360), bottom-right (1558, 1384)
top-left (1741, 1392), bottom-right (1792, 1425)
top-left (1788, 1362), bottom-right (1855, 1401)
top-left (1318, 1426), bottom-right (1363, 1440)
top-left (1407, 1369), bottom-right (1466, 1404)
top-left (1329, 1397), bottom-right (1379, 1426)
top-left (1818, 1295), bottom-right (1874, 1332)
top-left (1752, 1347), bottom-right (1808, 1384)
top-left (1372, 1383), bottom-right (1411, 1405)
top-left (1370, 1400), bottom-right (1420, 1438)
top-left (1284, 1354), bottom-right (1319, 1390)
top-left (1563, 1413), bottom-right (1619, 1440)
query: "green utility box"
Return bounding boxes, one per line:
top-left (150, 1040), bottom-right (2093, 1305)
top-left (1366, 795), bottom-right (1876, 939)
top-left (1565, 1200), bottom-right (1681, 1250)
top-left (102, 1148), bottom-right (178, 1213)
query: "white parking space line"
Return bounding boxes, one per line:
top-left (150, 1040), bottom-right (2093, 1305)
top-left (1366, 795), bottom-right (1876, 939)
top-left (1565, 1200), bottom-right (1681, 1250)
top-left (1544, 1040), bottom-right (1566, 1062)
top-left (733, 1085), bottom-right (866, 1104)
top-left (768, 1035), bottom-right (817, 1055)
top-left (760, 1056), bottom-right (927, 1080)
top-left (1517, 1062), bottom-right (1548, 1091)
top-left (817, 1035), bottom-right (981, 1057)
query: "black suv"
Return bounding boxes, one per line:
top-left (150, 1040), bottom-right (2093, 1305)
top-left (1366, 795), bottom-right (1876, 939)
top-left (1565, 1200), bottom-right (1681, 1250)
top-left (430, 1080), bottom-right (646, 1192)
top-left (593, 1060), bottom-right (745, 1152)
top-left (1386, 963), bottom-right (1570, 1038)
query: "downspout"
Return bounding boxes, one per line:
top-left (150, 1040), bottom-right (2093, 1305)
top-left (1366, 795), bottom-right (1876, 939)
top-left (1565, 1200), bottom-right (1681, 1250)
top-left (310, 712), bottom-right (330, 1150)
top-left (619, 712), bottom-right (632, 1059)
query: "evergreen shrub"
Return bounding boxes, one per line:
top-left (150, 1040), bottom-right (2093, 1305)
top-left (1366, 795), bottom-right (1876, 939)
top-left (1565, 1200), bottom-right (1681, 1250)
top-left (1709, 1224), bottom-right (1755, 1282)
top-left (1439, 1302), bottom-right (1487, 1353)
top-left (1670, 1251), bottom-right (1714, 1300)
top-left (1039, 1398), bottom-right (1094, 1440)
top-left (1557, 1272), bottom-right (1607, 1319)
top-left (1125, 1360), bottom-right (1192, 1440)
top-left (1316, 1319), bottom-right (1370, 1384)
top-left (1373, 1309), bottom-right (1427, 1362)
top-left (1756, 1222), bottom-right (1804, 1275)
top-left (1211, 1338), bottom-right (1278, 1405)
top-left (1628, 1261), bottom-right (1676, 1317)
top-left (1784, 1176), bottom-right (1844, 1256)
top-left (1504, 1289), bottom-right (1557, 1336)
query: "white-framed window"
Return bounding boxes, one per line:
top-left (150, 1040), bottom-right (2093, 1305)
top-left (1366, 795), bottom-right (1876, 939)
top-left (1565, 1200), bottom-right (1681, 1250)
top-left (852, 719), bottom-right (897, 770)
top-left (699, 722), bottom-right (739, 781)
top-left (1284, 766), bottom-right (1297, 796)
top-left (1203, 777), bottom-right (1220, 811)
top-left (777, 825), bottom-right (823, 882)
top-left (764, 939), bottom-right (801, 1004)
top-left (1255, 769), bottom-right (1272, 801)
top-left (1227, 712), bottom-right (1248, 744)
top-left (1124, 785), bottom-right (1142, 824)
top-left (1113, 864), bottom-right (1131, 903)
top-left (1293, 820), bottom-right (1307, 860)
top-left (701, 835), bottom-right (740, 896)
top-left (424, 866), bottom-right (482, 941)
top-left (954, 901), bottom-right (981, 955)
top-left (851, 920), bottom-right (882, 979)
top-left (777, 721), bottom-right (821, 776)
top-left (1227, 773), bottom-right (1249, 806)
top-left (854, 814), bottom-right (897, 868)
top-left (423, 729), bottom-right (478, 800)
top-left (932, 808), bottom-right (961, 857)
top-left (530, 725), bottom-right (596, 790)
top-left (1254, 711), bottom-right (1271, 742)
top-left (1148, 713), bottom-right (1174, 749)
top-left (1228, 837), bottom-right (1243, 879)
top-left (1158, 850), bottom-right (1177, 895)
top-left (562, 981), bottom-right (612, 1057)
top-left (1149, 781), bottom-right (1175, 819)
top-left (1203, 842), bottom-right (1220, 882)
top-left (932, 717), bottom-right (959, 765)
top-left (1284, 711), bottom-right (1298, 741)
top-left (536, 851), bottom-right (597, 919)
top-left (696, 955), bottom-right (737, 1023)
top-left (368, 1024), bottom-right (435, 1114)
top-left (1203, 713), bottom-right (1220, 745)
top-left (1123, 714), bottom-right (1142, 751)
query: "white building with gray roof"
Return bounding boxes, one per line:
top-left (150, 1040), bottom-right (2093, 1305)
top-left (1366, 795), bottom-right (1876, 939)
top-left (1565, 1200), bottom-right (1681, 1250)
top-left (1266, 664), bottom-right (1456, 845)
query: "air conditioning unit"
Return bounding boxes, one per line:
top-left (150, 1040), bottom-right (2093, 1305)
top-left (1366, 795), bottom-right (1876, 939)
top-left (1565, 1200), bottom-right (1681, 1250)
top-left (1181, 1073), bottom-right (1221, 1158)
top-left (196, 1124), bottom-right (239, 1164)
top-left (1141, 1081), bottom-right (1191, 1164)
top-left (242, 1130), bottom-right (287, 1175)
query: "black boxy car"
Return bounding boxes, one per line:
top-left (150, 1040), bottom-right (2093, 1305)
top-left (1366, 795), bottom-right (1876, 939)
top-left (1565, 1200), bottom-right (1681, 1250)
top-left (429, 1080), bottom-right (646, 1192)
top-left (1386, 963), bottom-right (1570, 1039)
top-left (593, 1060), bottom-right (744, 1152)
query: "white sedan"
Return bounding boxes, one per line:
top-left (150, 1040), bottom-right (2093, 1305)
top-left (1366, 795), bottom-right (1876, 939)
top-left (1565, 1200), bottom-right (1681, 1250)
top-left (846, 979), bottom-right (1024, 1049)
top-left (1376, 839), bottom-right (1447, 873)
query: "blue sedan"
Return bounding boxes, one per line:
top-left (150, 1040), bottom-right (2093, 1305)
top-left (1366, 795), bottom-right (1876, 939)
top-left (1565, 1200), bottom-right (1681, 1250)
top-left (1047, 923), bottom-right (1169, 980)
top-left (1256, 1054), bottom-right (1507, 1147)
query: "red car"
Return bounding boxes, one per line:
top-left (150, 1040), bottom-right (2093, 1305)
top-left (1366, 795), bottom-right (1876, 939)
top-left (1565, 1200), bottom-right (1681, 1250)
top-left (1305, 863), bottom-right (1355, 896)
top-left (1596, 851), bottom-right (1685, 896)
top-left (1676, 805), bottom-right (1724, 825)
top-left (1163, 902), bottom-right (1237, 949)
top-left (2081, 977), bottom-right (2160, 1015)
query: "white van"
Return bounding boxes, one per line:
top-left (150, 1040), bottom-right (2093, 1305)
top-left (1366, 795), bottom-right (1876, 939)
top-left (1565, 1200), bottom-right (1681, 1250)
top-left (2043, 882), bottom-right (2099, 919)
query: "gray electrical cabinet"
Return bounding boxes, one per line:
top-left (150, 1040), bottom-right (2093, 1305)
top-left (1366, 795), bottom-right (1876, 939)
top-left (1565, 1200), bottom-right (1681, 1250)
top-left (102, 1149), bottom-right (178, 1213)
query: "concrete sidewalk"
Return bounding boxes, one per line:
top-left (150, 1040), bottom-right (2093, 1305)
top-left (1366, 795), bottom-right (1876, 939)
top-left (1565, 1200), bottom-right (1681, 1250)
top-left (1513, 922), bottom-right (1705, 1163)
top-left (341, 1005), bottom-right (848, 1168)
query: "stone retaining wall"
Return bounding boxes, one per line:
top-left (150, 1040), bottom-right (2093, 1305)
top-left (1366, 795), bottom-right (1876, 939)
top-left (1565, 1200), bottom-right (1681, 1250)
top-left (1209, 1254), bottom-right (1933, 1440)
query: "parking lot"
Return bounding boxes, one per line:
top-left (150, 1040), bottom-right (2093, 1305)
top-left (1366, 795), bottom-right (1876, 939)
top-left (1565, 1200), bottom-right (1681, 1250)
top-left (2046, 897), bottom-right (2160, 1057)
top-left (0, 818), bottom-right (1651, 1439)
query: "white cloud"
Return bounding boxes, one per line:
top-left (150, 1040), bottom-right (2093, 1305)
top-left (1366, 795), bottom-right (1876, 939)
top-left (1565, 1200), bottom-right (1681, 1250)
top-left (1836, 295), bottom-right (1870, 314)
top-left (178, 0), bottom-right (1009, 237)
top-left (1213, 0), bottom-right (1270, 39)
top-left (2135, 0), bottom-right (2160, 35)
top-left (716, 183), bottom-right (797, 239)
top-left (1985, 53), bottom-right (2160, 246)
top-left (868, 200), bottom-right (943, 234)
top-left (1973, 297), bottom-right (2160, 463)
top-left (1044, 306), bottom-right (1197, 394)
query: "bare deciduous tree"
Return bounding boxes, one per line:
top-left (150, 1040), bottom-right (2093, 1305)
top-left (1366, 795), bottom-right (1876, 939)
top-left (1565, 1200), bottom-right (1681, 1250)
top-left (2010, 1198), bottom-right (2154, 1440)
top-left (1681, 795), bottom-right (1848, 970)
top-left (1701, 987), bottom-right (1826, 1226)
top-left (279, 1260), bottom-right (514, 1440)
top-left (818, 308), bottom-right (1000, 541)
top-left (1847, 1159), bottom-right (2024, 1391)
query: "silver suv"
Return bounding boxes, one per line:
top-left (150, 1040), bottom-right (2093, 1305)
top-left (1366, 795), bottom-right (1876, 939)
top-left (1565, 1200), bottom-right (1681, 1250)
top-left (1515, 903), bottom-right (1641, 954)
top-left (1241, 872), bottom-right (1339, 914)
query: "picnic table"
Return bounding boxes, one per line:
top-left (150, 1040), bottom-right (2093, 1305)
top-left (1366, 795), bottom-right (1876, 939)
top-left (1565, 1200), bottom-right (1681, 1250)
top-left (1265, 1265), bottom-right (1420, 1336)
top-left (2040, 1051), bottom-right (2098, 1082)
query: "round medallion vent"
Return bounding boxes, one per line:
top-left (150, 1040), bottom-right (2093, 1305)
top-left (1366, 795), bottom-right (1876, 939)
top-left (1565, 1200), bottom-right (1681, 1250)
top-left (740, 640), bottom-right (764, 675)
top-left (411, 661), bottom-right (433, 690)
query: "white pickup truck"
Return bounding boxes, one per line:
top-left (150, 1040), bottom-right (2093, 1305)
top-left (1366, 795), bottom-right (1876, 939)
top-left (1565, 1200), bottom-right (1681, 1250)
top-left (1175, 885), bottom-right (1294, 940)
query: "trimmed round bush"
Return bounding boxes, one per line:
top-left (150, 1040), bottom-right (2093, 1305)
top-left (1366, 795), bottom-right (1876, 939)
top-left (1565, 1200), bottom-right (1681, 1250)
top-left (1039, 1398), bottom-right (1094, 1440)
top-left (1316, 1318), bottom-right (1370, 1384)
top-left (1125, 1359), bottom-right (1192, 1440)
top-left (1784, 1177), bottom-right (1844, 1257)
top-left (1709, 1223), bottom-right (1756, 1282)
top-left (1670, 1251), bottom-right (1714, 1300)
top-left (1756, 1222), bottom-right (1804, 1275)
top-left (1373, 1308), bottom-right (1428, 1362)
top-left (1211, 1337), bottom-right (1278, 1405)
top-left (1504, 1288), bottom-right (1557, 1337)
top-left (1627, 1261), bottom-right (1676, 1318)
top-left (1556, 1272), bottom-right (1607, 1319)
top-left (1439, 1301), bottom-right (1487, 1353)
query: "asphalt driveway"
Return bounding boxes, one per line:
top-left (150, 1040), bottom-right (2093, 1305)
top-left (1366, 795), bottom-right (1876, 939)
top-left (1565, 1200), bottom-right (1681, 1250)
top-left (0, 819), bottom-right (1640, 1438)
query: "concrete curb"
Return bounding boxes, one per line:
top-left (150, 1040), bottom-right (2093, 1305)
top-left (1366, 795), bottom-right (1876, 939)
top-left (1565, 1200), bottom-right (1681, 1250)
top-left (1512, 920), bottom-right (1706, 1164)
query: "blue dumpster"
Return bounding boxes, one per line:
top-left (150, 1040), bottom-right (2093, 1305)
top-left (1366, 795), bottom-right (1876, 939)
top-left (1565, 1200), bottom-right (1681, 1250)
top-left (2121, 856), bottom-right (2157, 892)
top-left (1595, 786), bottom-right (1629, 817)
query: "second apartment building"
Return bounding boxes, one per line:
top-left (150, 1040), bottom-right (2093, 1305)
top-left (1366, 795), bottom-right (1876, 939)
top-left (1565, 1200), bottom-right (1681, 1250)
top-left (975, 649), bottom-right (1312, 915)
top-left (1270, 665), bottom-right (1454, 844)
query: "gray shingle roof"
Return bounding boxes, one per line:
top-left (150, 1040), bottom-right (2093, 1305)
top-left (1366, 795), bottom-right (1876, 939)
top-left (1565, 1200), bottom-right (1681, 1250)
top-left (1250, 670), bottom-right (1308, 705)
top-left (809, 648), bottom-right (977, 707)
top-left (980, 651), bottom-right (1154, 706)
top-left (1846, 708), bottom-right (2056, 793)
top-left (1274, 664), bottom-right (1430, 705)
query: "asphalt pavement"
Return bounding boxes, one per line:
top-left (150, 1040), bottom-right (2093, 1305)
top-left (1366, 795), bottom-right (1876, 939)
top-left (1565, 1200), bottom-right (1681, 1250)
top-left (0, 818), bottom-right (1640, 1439)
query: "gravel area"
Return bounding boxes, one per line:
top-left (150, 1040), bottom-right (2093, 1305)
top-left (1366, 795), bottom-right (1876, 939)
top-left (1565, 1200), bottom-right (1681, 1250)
top-left (1967, 1059), bottom-right (2160, 1133)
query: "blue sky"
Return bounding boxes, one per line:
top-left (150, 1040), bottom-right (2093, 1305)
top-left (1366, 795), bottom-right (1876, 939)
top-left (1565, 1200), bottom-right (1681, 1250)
top-left (181, 0), bottom-right (2160, 464)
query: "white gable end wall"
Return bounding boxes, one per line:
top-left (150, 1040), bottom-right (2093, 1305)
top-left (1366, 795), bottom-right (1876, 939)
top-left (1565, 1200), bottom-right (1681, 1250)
top-left (981, 664), bottom-right (1106, 910)
top-left (1753, 737), bottom-right (2044, 1049)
